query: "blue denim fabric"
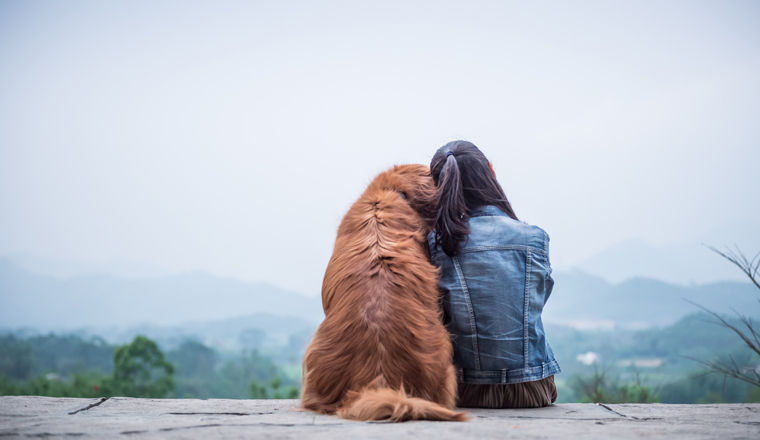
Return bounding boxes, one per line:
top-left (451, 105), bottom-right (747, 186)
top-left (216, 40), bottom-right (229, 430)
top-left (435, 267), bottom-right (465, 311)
top-left (427, 205), bottom-right (561, 384)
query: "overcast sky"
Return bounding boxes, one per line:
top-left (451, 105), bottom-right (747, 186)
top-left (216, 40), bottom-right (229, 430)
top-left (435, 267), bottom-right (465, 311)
top-left (1, 0), bottom-right (758, 296)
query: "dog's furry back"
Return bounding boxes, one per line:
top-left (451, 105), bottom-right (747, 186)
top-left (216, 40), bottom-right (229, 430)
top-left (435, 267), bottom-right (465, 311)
top-left (301, 165), bottom-right (466, 422)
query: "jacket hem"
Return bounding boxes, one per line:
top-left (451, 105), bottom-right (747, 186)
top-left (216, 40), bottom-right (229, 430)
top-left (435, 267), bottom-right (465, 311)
top-left (459, 359), bottom-right (561, 385)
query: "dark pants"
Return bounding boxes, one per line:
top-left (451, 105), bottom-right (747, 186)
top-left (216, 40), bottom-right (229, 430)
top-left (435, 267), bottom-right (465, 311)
top-left (457, 375), bottom-right (557, 408)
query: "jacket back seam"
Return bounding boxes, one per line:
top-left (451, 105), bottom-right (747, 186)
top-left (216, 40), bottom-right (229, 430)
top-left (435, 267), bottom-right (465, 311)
top-left (523, 251), bottom-right (532, 369)
top-left (453, 256), bottom-right (481, 372)
top-left (432, 245), bottom-right (546, 262)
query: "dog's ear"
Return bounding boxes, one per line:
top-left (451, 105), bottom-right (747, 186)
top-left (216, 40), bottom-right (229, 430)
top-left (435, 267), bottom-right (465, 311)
top-left (390, 165), bottom-right (438, 231)
top-left (410, 173), bottom-right (438, 230)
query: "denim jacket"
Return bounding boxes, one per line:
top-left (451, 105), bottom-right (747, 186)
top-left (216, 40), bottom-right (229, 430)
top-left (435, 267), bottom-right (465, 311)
top-left (427, 205), bottom-right (561, 384)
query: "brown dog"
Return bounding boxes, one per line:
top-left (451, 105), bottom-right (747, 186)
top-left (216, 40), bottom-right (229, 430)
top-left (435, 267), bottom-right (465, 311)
top-left (301, 164), bottom-right (466, 422)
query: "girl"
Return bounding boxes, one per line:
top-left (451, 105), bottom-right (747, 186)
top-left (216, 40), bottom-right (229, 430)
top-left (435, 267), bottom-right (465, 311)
top-left (427, 140), bottom-right (560, 408)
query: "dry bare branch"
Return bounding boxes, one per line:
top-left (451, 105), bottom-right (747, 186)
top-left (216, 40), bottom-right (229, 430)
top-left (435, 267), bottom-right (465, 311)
top-left (703, 244), bottom-right (760, 289)
top-left (686, 245), bottom-right (760, 389)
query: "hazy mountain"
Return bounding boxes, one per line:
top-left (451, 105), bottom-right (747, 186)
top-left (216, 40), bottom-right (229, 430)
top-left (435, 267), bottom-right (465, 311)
top-left (569, 223), bottom-right (760, 285)
top-left (2, 257), bottom-right (757, 334)
top-left (545, 270), bottom-right (758, 329)
top-left (0, 259), bottom-right (323, 329)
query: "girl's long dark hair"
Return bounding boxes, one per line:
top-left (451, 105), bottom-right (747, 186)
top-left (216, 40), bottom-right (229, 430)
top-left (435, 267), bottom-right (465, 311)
top-left (430, 140), bottom-right (518, 257)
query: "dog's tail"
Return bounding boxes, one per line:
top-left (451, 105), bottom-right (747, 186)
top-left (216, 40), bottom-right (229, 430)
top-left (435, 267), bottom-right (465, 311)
top-left (336, 386), bottom-right (468, 422)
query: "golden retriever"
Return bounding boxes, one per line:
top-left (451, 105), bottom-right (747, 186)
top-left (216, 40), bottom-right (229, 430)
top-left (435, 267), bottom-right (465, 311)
top-left (301, 164), bottom-right (466, 422)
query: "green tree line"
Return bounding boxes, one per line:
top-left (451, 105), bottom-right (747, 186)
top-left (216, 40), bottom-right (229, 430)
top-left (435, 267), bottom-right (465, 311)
top-left (0, 334), bottom-right (298, 399)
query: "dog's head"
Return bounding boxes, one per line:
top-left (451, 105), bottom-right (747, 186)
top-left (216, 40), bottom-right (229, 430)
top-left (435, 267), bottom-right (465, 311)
top-left (368, 164), bottom-right (437, 229)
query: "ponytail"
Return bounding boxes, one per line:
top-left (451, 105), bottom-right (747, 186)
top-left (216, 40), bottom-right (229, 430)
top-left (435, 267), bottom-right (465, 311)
top-left (434, 153), bottom-right (470, 257)
top-left (430, 140), bottom-right (518, 257)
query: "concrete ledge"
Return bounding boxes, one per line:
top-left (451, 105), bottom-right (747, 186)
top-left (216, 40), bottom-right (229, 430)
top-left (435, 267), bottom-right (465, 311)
top-left (1, 396), bottom-right (758, 439)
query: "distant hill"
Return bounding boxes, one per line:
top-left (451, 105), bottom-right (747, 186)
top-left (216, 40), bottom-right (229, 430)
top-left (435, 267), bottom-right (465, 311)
top-left (569, 223), bottom-right (760, 285)
top-left (545, 270), bottom-right (758, 329)
top-left (2, 258), bottom-right (757, 334)
top-left (0, 259), bottom-right (324, 330)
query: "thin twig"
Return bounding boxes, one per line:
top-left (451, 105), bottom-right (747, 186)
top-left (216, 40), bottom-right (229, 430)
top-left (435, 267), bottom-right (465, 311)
top-left (703, 244), bottom-right (760, 289)
top-left (685, 300), bottom-right (760, 356)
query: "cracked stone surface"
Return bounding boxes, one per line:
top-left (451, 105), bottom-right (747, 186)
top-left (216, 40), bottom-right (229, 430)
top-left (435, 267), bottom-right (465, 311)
top-left (1, 396), bottom-right (758, 439)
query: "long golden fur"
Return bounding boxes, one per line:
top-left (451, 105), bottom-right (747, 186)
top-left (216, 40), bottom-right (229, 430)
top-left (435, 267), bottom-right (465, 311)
top-left (301, 164), bottom-right (467, 422)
